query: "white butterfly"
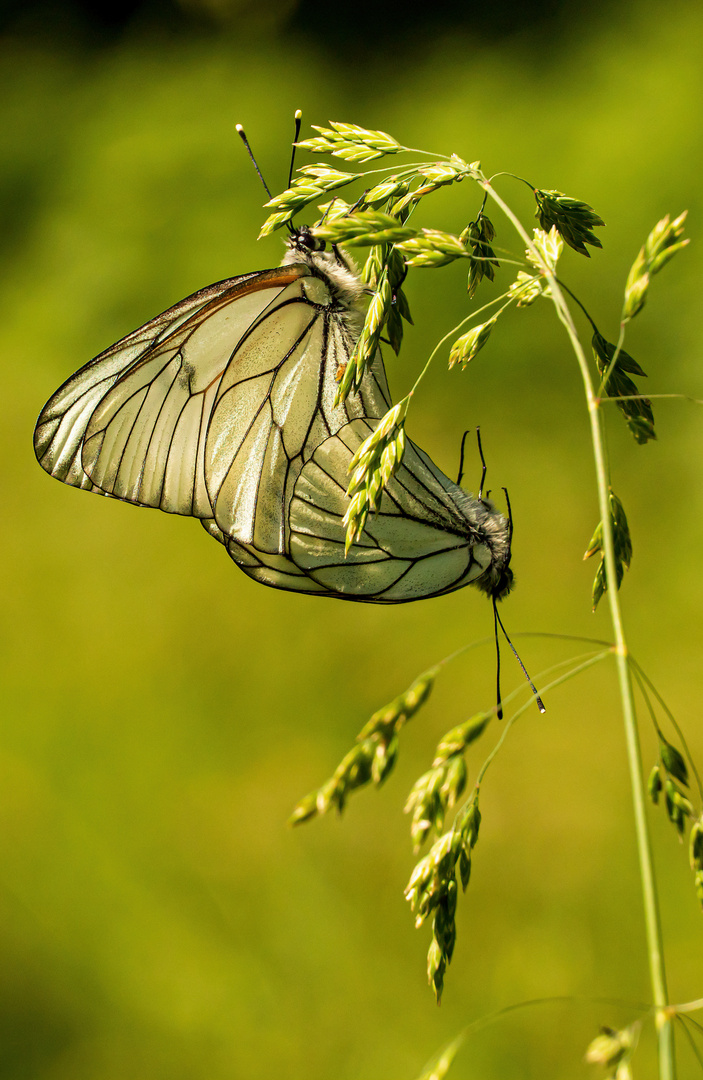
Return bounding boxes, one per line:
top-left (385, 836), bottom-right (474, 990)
top-left (34, 227), bottom-right (513, 603)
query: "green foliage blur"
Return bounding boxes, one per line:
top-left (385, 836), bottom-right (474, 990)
top-left (2, 3), bottom-right (702, 1076)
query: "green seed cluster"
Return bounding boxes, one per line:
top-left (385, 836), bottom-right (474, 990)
top-left (690, 817), bottom-right (703, 908)
top-left (623, 212), bottom-right (688, 321)
top-left (447, 318), bottom-right (497, 370)
top-left (648, 737), bottom-right (703, 908)
top-left (342, 399), bottom-right (409, 551)
top-left (405, 798), bottom-right (481, 1002)
top-left (534, 188), bottom-right (605, 257)
top-left (405, 714), bottom-right (490, 851)
top-left (314, 208), bottom-right (417, 248)
top-left (397, 228), bottom-right (470, 268)
top-left (258, 165), bottom-right (361, 237)
top-left (289, 668), bottom-right (438, 826)
top-left (648, 740), bottom-right (693, 835)
top-left (296, 121), bottom-right (404, 163)
top-left (585, 1024), bottom-right (637, 1077)
top-left (506, 227), bottom-right (562, 307)
top-left (592, 331), bottom-right (655, 445)
top-left (404, 713), bottom-right (492, 1001)
top-left (463, 213), bottom-right (499, 297)
top-left (584, 489), bottom-right (633, 610)
top-left (362, 245), bottom-right (412, 356)
top-left (506, 270), bottom-right (545, 307)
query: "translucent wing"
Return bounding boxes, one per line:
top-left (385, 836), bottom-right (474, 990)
top-left (203, 273), bottom-right (390, 555)
top-left (34, 267), bottom-right (302, 509)
top-left (34, 267), bottom-right (391, 550)
top-left (288, 419), bottom-right (510, 603)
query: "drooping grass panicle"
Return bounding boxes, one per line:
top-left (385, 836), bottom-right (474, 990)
top-left (397, 228), bottom-right (473, 268)
top-left (505, 226), bottom-right (562, 307)
top-left (631, 663), bottom-right (702, 905)
top-left (356, 242), bottom-right (413, 354)
top-left (405, 794), bottom-right (482, 1002)
top-left (362, 175), bottom-right (412, 208)
top-left (690, 818), bottom-right (703, 909)
top-left (405, 713), bottom-right (490, 852)
top-left (506, 271), bottom-right (546, 307)
top-left (526, 225), bottom-right (564, 273)
top-left (648, 745), bottom-right (694, 840)
top-left (289, 665), bottom-right (439, 827)
top-left (629, 656), bottom-right (703, 802)
top-left (269, 120), bottom-right (695, 1057)
top-left (335, 267), bottom-right (394, 404)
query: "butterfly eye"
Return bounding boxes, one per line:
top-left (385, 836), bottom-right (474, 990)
top-left (294, 226), bottom-right (326, 253)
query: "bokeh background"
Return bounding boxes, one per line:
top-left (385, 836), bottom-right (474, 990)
top-left (2, 0), bottom-right (702, 1076)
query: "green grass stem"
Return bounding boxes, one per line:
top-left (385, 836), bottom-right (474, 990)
top-left (483, 180), bottom-right (676, 1080)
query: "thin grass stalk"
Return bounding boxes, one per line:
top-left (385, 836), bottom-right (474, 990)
top-left (482, 181), bottom-right (676, 1080)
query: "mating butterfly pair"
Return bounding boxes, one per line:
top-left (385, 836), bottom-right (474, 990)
top-left (34, 225), bottom-right (513, 605)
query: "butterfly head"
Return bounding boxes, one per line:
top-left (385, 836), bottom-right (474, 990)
top-left (286, 224), bottom-right (327, 256)
top-left (281, 226), bottom-right (366, 311)
top-left (486, 561), bottom-right (514, 602)
top-left (456, 492), bottom-right (514, 601)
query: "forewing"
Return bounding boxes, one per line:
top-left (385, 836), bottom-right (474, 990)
top-left (33, 266), bottom-right (307, 516)
top-left (35, 258), bottom-right (397, 572)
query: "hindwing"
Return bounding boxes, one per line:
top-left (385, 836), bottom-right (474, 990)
top-left (287, 419), bottom-right (506, 603)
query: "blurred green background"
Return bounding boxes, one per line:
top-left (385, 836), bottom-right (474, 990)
top-left (2, 1), bottom-right (703, 1076)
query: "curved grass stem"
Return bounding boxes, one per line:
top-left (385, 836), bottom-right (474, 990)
top-left (481, 180), bottom-right (676, 1080)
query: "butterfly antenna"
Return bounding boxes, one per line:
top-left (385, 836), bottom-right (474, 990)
top-left (457, 430), bottom-right (471, 486)
top-left (476, 426), bottom-right (488, 500)
top-left (493, 599), bottom-right (504, 720)
top-left (236, 124), bottom-right (272, 200)
top-left (493, 602), bottom-right (546, 713)
top-left (347, 190), bottom-right (368, 215)
top-left (287, 109), bottom-right (302, 190)
top-left (503, 486), bottom-right (514, 549)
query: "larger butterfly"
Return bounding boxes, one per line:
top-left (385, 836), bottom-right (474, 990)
top-left (34, 227), bottom-right (513, 604)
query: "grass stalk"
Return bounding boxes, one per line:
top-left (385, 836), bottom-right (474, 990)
top-left (482, 181), bottom-right (676, 1079)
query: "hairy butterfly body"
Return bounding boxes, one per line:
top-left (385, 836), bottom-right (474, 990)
top-left (34, 229), bottom-right (513, 603)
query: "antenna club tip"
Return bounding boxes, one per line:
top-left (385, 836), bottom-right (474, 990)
top-left (236, 124), bottom-right (245, 135)
top-left (294, 109), bottom-right (302, 120)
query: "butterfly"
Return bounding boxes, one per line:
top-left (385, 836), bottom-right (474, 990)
top-left (34, 226), bottom-right (514, 604)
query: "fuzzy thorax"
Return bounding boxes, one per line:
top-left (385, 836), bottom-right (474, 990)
top-left (281, 236), bottom-right (367, 312)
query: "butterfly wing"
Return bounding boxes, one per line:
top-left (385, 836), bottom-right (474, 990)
top-left (33, 267), bottom-right (306, 511)
top-left (288, 419), bottom-right (509, 603)
top-left (203, 272), bottom-right (391, 556)
top-left (35, 263), bottom-right (390, 531)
